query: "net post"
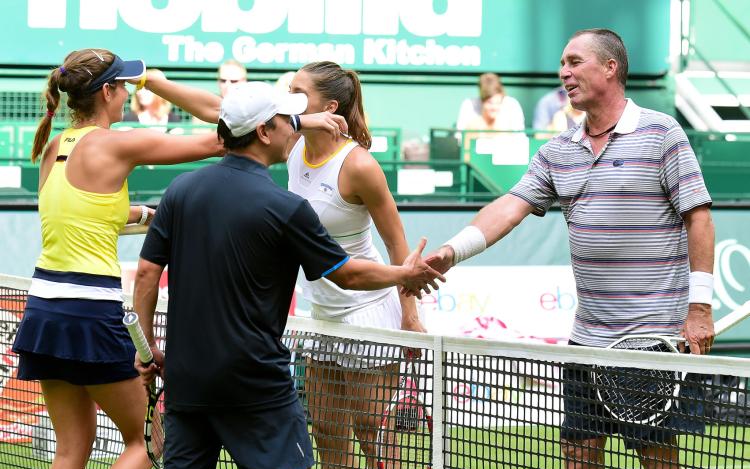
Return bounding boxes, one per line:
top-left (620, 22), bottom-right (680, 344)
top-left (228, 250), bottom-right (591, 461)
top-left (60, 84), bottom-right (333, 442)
top-left (431, 334), bottom-right (444, 469)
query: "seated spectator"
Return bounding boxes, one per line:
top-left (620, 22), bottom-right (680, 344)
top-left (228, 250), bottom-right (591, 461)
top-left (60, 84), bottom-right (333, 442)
top-left (532, 86), bottom-right (568, 130)
top-left (456, 73), bottom-right (518, 130)
top-left (192, 59), bottom-right (249, 129)
top-left (465, 91), bottom-right (525, 132)
top-left (217, 59), bottom-right (247, 97)
top-left (462, 91), bottom-right (527, 162)
top-left (274, 71), bottom-right (296, 92)
top-left (548, 100), bottom-right (585, 132)
top-left (533, 97), bottom-right (585, 139)
top-left (122, 69), bottom-right (181, 133)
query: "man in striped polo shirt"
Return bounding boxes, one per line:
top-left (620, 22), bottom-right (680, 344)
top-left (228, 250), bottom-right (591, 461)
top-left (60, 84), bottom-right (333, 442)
top-left (426, 29), bottom-right (715, 468)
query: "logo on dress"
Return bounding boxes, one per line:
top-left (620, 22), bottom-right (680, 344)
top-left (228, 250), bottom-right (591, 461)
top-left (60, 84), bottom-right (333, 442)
top-left (300, 171), bottom-right (312, 187)
top-left (319, 183), bottom-right (334, 196)
top-left (612, 159), bottom-right (624, 167)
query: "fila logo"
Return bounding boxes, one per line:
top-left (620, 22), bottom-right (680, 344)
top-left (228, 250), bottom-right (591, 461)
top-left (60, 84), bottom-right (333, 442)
top-left (64, 137), bottom-right (76, 142)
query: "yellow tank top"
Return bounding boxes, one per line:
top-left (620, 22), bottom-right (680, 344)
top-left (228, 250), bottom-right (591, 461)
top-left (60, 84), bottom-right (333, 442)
top-left (36, 127), bottom-right (129, 277)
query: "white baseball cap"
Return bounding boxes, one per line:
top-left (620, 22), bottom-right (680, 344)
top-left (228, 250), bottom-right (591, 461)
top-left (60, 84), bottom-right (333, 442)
top-left (219, 81), bottom-right (308, 137)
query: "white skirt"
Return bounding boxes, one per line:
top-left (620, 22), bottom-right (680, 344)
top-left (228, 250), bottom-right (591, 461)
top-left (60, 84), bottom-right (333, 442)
top-left (305, 288), bottom-right (403, 369)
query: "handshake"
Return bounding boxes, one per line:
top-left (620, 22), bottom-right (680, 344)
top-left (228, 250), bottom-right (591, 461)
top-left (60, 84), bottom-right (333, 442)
top-left (397, 238), bottom-right (455, 299)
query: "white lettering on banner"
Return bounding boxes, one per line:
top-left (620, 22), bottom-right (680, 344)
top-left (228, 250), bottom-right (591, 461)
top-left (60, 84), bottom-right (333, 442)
top-left (714, 239), bottom-right (750, 311)
top-left (162, 35), bottom-right (224, 63)
top-left (28, 0), bottom-right (66, 28)
top-left (232, 37), bottom-right (356, 65)
top-left (27, 0), bottom-right (482, 37)
top-left (363, 39), bottom-right (481, 66)
top-left (204, 0), bottom-right (286, 34)
top-left (400, 0), bottom-right (482, 37)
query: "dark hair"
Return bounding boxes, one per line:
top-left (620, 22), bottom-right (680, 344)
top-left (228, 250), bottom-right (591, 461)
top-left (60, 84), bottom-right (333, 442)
top-left (571, 28), bottom-right (629, 87)
top-left (300, 61), bottom-right (371, 149)
top-left (478, 73), bottom-right (504, 101)
top-left (217, 117), bottom-right (276, 151)
top-left (31, 48), bottom-right (116, 163)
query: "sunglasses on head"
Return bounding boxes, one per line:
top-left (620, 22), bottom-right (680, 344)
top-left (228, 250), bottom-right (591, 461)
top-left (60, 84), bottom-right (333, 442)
top-left (219, 78), bottom-right (242, 84)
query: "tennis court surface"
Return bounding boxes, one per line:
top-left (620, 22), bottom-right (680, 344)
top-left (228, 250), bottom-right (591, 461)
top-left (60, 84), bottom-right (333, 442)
top-left (1, 274), bottom-right (749, 469)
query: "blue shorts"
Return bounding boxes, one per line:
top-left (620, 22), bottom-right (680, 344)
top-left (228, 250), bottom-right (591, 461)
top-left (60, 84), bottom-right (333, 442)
top-left (13, 295), bottom-right (138, 385)
top-left (560, 341), bottom-right (705, 450)
top-left (165, 400), bottom-right (315, 469)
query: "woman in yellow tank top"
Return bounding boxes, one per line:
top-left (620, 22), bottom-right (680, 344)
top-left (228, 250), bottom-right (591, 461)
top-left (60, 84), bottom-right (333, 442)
top-left (11, 49), bottom-right (223, 469)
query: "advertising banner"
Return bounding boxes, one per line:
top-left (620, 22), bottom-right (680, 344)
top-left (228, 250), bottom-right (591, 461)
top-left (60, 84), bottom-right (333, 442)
top-left (2, 0), bottom-right (670, 74)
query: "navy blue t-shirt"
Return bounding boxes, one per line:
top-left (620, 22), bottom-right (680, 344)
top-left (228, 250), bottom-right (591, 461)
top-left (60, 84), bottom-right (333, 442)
top-left (140, 154), bottom-right (348, 411)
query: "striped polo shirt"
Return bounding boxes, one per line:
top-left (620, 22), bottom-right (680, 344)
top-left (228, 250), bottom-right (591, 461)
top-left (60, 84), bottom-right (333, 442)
top-left (510, 99), bottom-right (712, 347)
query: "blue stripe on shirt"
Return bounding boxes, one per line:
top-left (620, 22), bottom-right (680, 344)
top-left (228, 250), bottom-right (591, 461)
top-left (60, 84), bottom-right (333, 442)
top-left (321, 256), bottom-right (350, 278)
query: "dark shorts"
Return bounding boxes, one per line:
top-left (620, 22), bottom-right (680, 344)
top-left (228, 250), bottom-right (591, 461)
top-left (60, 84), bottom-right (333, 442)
top-left (560, 341), bottom-right (705, 450)
top-left (13, 295), bottom-right (138, 385)
top-left (165, 400), bottom-right (315, 469)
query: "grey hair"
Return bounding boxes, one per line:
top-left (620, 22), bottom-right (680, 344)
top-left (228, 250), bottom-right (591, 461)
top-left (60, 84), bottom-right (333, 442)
top-left (571, 28), bottom-right (628, 87)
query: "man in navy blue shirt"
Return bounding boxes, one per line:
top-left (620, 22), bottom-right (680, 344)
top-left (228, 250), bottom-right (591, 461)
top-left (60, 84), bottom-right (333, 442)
top-left (133, 82), bottom-right (443, 469)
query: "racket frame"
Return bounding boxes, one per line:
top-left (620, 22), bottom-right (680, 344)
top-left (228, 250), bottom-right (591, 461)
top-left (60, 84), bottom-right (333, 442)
top-left (120, 224), bottom-right (149, 235)
top-left (592, 335), bottom-right (685, 426)
top-left (591, 300), bottom-right (750, 426)
top-left (123, 312), bottom-right (164, 469)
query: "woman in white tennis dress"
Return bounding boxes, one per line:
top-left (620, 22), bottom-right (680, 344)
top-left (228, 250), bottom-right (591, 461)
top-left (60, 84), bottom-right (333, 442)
top-left (286, 61), bottom-right (424, 469)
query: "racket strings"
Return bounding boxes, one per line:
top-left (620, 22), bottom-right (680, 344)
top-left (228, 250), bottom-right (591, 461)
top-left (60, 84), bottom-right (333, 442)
top-left (377, 353), bottom-right (432, 469)
top-left (145, 386), bottom-right (165, 468)
top-left (593, 337), bottom-right (683, 424)
top-left (594, 367), bottom-right (679, 422)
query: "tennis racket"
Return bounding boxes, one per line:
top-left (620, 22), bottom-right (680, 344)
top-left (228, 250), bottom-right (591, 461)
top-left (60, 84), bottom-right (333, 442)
top-left (376, 350), bottom-right (433, 469)
top-left (120, 224), bottom-right (148, 235)
top-left (123, 312), bottom-right (165, 469)
top-left (592, 300), bottom-right (750, 426)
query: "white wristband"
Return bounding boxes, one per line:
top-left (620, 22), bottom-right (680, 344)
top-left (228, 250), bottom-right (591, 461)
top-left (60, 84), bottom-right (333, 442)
top-left (444, 226), bottom-right (486, 266)
top-left (688, 271), bottom-right (713, 305)
top-left (137, 205), bottom-right (149, 225)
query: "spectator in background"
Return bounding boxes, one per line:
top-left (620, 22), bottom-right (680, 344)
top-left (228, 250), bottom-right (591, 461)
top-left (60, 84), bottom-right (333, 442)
top-left (534, 97), bottom-right (586, 139)
top-left (532, 86), bottom-right (568, 130)
top-left (123, 69), bottom-right (181, 132)
top-left (465, 91), bottom-right (525, 132)
top-left (461, 86), bottom-right (526, 163)
top-left (217, 59), bottom-right (247, 97)
top-left (457, 73), bottom-right (522, 130)
top-left (547, 99), bottom-right (586, 132)
top-left (192, 59), bottom-right (249, 128)
top-left (548, 99), bottom-right (585, 132)
top-left (275, 71), bottom-right (296, 92)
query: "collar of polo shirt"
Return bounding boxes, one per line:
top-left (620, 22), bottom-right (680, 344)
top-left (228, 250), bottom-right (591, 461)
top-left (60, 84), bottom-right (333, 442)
top-left (572, 98), bottom-right (640, 143)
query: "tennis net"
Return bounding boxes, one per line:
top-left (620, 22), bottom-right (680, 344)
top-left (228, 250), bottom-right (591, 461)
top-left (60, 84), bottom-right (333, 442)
top-left (1, 274), bottom-right (749, 469)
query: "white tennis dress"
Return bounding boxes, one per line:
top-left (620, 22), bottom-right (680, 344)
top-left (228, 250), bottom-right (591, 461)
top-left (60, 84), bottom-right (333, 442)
top-left (288, 136), bottom-right (402, 366)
